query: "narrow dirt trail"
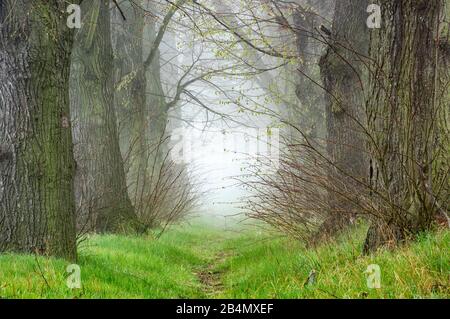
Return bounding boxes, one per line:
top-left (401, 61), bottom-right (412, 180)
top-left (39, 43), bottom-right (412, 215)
top-left (195, 250), bottom-right (234, 297)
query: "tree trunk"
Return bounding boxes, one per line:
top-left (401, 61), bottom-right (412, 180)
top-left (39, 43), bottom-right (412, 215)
top-left (292, 7), bottom-right (325, 141)
top-left (0, 1), bottom-right (77, 260)
top-left (71, 0), bottom-right (136, 233)
top-left (317, 0), bottom-right (369, 238)
top-left (113, 1), bottom-right (169, 223)
top-left (364, 0), bottom-right (443, 253)
top-left (113, 2), bottom-right (148, 216)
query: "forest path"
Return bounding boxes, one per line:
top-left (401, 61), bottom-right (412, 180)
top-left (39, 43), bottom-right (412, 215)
top-left (195, 250), bottom-right (235, 297)
top-left (0, 223), bottom-right (446, 298)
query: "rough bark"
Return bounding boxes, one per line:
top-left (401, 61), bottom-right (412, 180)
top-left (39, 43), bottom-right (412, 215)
top-left (364, 0), bottom-right (444, 253)
top-left (71, 0), bottom-right (136, 233)
top-left (0, 1), bottom-right (77, 260)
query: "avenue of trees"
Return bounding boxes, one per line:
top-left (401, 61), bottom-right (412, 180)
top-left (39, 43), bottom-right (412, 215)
top-left (0, 0), bottom-right (448, 261)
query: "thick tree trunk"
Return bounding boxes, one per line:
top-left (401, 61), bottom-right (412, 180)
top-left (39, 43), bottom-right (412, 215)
top-left (71, 0), bottom-right (136, 233)
top-left (145, 48), bottom-right (168, 171)
top-left (292, 8), bottom-right (325, 140)
top-left (317, 0), bottom-right (369, 238)
top-left (364, 0), bottom-right (443, 253)
top-left (113, 2), bottom-right (148, 215)
top-left (0, 1), bottom-right (77, 260)
top-left (113, 2), bottom-right (169, 223)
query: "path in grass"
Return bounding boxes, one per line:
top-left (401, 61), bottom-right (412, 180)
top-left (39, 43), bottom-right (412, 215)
top-left (189, 223), bottom-right (240, 297)
top-left (0, 221), bottom-right (448, 298)
top-left (195, 251), bottom-right (234, 297)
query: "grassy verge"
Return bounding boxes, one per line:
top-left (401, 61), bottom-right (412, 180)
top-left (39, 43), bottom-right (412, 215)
top-left (0, 224), bottom-right (223, 298)
top-left (0, 222), bottom-right (448, 298)
top-left (218, 227), bottom-right (449, 298)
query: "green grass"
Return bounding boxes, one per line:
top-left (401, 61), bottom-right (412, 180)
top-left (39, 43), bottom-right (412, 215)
top-left (217, 227), bottom-right (449, 298)
top-left (0, 222), bottom-right (448, 299)
top-left (0, 224), bottom-right (223, 298)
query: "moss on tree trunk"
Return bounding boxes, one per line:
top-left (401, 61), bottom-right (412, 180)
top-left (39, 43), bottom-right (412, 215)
top-left (0, 1), bottom-right (77, 260)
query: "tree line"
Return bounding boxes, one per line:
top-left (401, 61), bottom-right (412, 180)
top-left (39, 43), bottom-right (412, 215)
top-left (240, 0), bottom-right (449, 252)
top-left (0, 0), bottom-right (448, 261)
top-left (0, 0), bottom-right (197, 261)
